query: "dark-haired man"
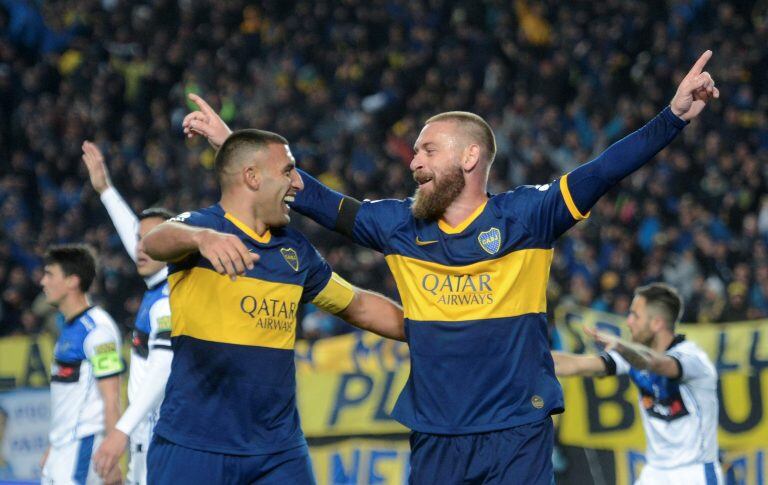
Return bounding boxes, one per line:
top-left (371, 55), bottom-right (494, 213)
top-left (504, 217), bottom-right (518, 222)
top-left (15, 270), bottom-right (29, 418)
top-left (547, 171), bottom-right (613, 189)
top-left (40, 244), bottom-right (124, 485)
top-left (183, 52), bottom-right (719, 483)
top-left (142, 129), bottom-right (405, 484)
top-left (81, 141), bottom-right (174, 485)
top-left (553, 283), bottom-right (721, 484)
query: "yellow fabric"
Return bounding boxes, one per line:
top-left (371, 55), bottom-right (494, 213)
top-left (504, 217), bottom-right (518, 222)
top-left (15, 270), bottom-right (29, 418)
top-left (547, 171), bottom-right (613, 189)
top-left (384, 248), bottom-right (553, 322)
top-left (560, 174), bottom-right (591, 221)
top-left (437, 201), bottom-right (488, 234)
top-left (168, 267), bottom-right (302, 349)
top-left (312, 272), bottom-right (356, 315)
top-left (224, 212), bottom-right (271, 243)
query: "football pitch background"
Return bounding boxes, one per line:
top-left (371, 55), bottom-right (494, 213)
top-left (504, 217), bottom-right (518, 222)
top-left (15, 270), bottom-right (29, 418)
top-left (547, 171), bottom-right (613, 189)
top-left (1, 306), bottom-right (766, 484)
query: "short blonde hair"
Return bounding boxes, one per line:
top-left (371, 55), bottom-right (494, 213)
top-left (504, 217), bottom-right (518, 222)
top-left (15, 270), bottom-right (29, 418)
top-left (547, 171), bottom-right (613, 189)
top-left (425, 111), bottom-right (497, 165)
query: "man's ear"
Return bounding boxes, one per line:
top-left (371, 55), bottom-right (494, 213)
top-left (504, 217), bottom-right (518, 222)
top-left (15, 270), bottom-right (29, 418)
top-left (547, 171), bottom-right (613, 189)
top-left (65, 274), bottom-right (81, 293)
top-left (462, 144), bottom-right (481, 172)
top-left (243, 165), bottom-right (261, 190)
top-left (650, 315), bottom-right (668, 333)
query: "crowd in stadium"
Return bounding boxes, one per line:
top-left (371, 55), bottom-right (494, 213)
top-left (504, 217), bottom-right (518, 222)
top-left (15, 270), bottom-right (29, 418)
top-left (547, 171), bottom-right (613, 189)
top-left (1, 0), bottom-right (767, 338)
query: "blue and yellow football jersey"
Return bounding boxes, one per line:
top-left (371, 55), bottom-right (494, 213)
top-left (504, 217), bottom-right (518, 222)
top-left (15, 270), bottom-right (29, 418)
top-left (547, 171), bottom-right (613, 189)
top-left (153, 204), bottom-right (355, 454)
top-left (296, 174), bottom-right (587, 434)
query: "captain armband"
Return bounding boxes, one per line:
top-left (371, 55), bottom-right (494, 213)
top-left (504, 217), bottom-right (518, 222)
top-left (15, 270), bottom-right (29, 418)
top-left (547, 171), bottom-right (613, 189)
top-left (90, 342), bottom-right (125, 378)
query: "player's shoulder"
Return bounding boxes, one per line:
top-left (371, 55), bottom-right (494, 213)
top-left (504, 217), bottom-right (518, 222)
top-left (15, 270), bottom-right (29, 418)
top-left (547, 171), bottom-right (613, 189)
top-left (492, 181), bottom-right (560, 204)
top-left (82, 306), bottom-right (118, 331)
top-left (361, 197), bottom-right (413, 218)
top-left (668, 337), bottom-right (717, 376)
top-left (169, 204), bottom-right (224, 230)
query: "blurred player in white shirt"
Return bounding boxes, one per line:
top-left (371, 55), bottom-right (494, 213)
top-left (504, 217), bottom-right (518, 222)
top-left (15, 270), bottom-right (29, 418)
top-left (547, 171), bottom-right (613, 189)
top-left (81, 142), bottom-right (174, 485)
top-left (40, 245), bottom-right (124, 485)
top-left (553, 283), bottom-right (722, 484)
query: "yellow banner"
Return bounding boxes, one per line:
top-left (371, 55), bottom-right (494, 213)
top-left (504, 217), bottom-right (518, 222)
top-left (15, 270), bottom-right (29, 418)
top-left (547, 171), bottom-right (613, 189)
top-left (0, 335), bottom-right (54, 389)
top-left (555, 306), bottom-right (768, 451)
top-left (295, 332), bottom-right (410, 437)
top-left (309, 438), bottom-right (410, 485)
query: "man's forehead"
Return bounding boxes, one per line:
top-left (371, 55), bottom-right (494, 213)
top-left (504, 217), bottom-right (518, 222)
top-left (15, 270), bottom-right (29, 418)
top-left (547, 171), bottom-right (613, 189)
top-left (415, 121), bottom-right (458, 147)
top-left (283, 144), bottom-right (296, 163)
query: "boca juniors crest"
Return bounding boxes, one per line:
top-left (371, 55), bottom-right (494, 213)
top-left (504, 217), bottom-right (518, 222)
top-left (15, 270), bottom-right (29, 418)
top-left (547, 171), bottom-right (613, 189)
top-left (478, 227), bottom-right (502, 255)
top-left (280, 247), bottom-right (299, 271)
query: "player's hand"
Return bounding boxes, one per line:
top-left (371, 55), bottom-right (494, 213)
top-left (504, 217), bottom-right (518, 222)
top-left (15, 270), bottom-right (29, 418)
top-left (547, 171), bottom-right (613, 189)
top-left (103, 462), bottom-right (124, 485)
top-left (81, 141), bottom-right (112, 194)
top-left (182, 93), bottom-right (233, 150)
top-left (670, 50), bottom-right (719, 122)
top-left (583, 326), bottom-right (623, 352)
top-left (194, 229), bottom-right (260, 280)
top-left (92, 429), bottom-right (128, 479)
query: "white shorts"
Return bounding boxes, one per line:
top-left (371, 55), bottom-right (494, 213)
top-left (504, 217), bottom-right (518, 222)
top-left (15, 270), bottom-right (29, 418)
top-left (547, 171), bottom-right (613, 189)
top-left (126, 416), bottom-right (156, 485)
top-left (637, 461), bottom-right (723, 485)
top-left (42, 434), bottom-right (104, 485)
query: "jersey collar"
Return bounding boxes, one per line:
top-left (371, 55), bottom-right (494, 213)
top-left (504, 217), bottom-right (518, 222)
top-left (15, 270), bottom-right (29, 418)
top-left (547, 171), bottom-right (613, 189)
top-left (437, 201), bottom-right (488, 235)
top-left (667, 334), bottom-right (686, 350)
top-left (223, 211), bottom-right (272, 244)
top-left (64, 305), bottom-right (94, 326)
top-left (143, 267), bottom-right (168, 289)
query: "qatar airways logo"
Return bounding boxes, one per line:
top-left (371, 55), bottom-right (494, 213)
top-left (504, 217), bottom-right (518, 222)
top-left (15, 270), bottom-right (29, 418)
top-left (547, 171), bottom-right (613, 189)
top-left (240, 296), bottom-right (298, 332)
top-left (420, 273), bottom-right (494, 305)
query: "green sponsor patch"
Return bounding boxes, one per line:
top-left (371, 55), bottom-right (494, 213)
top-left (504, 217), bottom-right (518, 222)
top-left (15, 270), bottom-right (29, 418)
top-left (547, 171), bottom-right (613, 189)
top-left (157, 315), bottom-right (172, 331)
top-left (90, 350), bottom-right (124, 376)
top-left (95, 342), bottom-right (116, 353)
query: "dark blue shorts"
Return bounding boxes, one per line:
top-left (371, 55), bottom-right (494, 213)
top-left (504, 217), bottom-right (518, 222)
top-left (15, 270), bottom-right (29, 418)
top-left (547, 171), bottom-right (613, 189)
top-left (409, 417), bottom-right (554, 485)
top-left (147, 435), bottom-right (315, 485)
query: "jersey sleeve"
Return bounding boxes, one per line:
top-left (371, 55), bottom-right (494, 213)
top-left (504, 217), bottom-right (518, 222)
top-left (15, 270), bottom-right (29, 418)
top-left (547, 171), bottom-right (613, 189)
top-left (167, 209), bottom-right (222, 266)
top-left (300, 245), bottom-right (356, 313)
top-left (351, 199), bottom-right (411, 252)
top-left (83, 326), bottom-right (125, 379)
top-left (100, 187), bottom-right (140, 263)
top-left (667, 345), bottom-right (715, 381)
top-left (148, 295), bottom-right (172, 352)
top-left (601, 350), bottom-right (631, 376)
top-left (168, 209), bottom-right (220, 230)
top-left (498, 179), bottom-right (584, 245)
top-left (292, 169), bottom-right (407, 253)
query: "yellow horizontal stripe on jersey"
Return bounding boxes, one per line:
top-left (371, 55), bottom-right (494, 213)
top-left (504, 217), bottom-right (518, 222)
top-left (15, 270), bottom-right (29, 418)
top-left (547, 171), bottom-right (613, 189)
top-left (385, 248), bottom-right (553, 322)
top-left (312, 272), bottom-right (355, 314)
top-left (560, 174), bottom-right (591, 221)
top-left (168, 267), bottom-right (303, 350)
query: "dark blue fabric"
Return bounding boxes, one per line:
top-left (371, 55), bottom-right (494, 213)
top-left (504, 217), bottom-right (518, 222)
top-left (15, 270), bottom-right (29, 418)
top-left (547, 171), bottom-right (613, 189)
top-left (73, 435), bottom-right (94, 484)
top-left (566, 107), bottom-right (686, 217)
top-left (168, 204), bottom-right (332, 303)
top-left (394, 315), bottom-right (563, 434)
top-left (155, 336), bottom-right (304, 455)
top-left (408, 418), bottom-right (554, 485)
top-left (294, 169), bottom-right (344, 230)
top-left (147, 435), bottom-right (315, 485)
top-left (133, 281), bottom-right (169, 335)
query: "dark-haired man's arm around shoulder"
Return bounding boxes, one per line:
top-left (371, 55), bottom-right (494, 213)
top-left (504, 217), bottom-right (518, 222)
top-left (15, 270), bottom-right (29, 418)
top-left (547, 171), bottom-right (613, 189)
top-left (143, 221), bottom-right (259, 279)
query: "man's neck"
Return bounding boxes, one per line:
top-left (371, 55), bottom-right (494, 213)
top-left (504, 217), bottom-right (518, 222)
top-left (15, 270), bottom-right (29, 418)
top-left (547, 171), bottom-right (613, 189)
top-left (60, 293), bottom-right (90, 321)
top-left (651, 332), bottom-right (675, 353)
top-left (220, 194), bottom-right (269, 236)
top-left (440, 189), bottom-right (489, 228)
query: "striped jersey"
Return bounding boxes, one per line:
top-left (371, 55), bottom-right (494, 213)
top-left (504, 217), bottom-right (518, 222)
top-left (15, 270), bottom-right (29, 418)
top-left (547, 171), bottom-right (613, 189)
top-left (49, 306), bottom-right (124, 446)
top-left (604, 336), bottom-right (719, 468)
top-left (296, 175), bottom-right (585, 434)
top-left (153, 204), bottom-right (355, 454)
